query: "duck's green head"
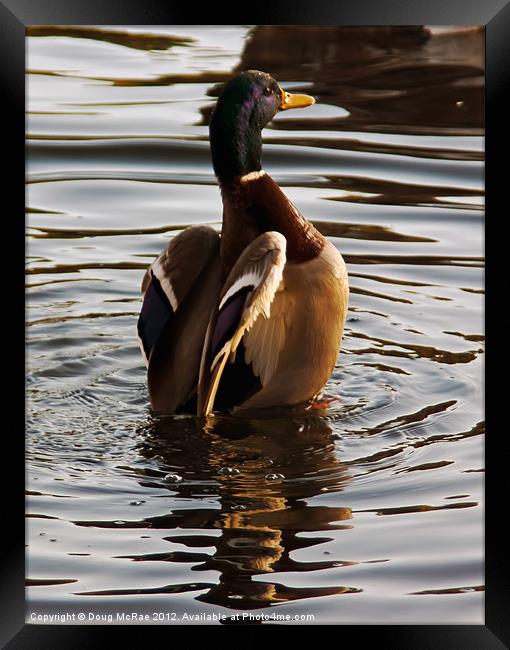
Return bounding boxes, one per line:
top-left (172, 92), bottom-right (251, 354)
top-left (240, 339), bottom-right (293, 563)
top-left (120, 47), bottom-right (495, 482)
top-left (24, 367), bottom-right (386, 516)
top-left (209, 70), bottom-right (315, 182)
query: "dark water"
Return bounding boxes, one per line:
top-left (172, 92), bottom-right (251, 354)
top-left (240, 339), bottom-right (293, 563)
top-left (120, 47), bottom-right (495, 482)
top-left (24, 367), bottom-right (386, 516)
top-left (26, 26), bottom-right (484, 624)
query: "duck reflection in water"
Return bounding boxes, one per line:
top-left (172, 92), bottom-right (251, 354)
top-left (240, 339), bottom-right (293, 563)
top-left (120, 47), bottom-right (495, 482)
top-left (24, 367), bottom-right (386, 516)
top-left (134, 412), bottom-right (358, 609)
top-left (200, 25), bottom-right (482, 136)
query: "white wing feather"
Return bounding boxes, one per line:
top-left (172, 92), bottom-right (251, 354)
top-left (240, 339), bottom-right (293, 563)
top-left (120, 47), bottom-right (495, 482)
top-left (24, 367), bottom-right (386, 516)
top-left (243, 286), bottom-right (288, 386)
top-left (198, 231), bottom-right (287, 415)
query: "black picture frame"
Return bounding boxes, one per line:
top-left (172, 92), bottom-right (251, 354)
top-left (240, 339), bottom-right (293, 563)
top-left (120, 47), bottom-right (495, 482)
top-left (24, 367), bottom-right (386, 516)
top-left (3, 0), bottom-right (504, 646)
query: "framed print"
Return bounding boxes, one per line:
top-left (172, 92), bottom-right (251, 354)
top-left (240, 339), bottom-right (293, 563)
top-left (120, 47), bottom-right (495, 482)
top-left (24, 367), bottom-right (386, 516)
top-left (1, 0), bottom-right (506, 646)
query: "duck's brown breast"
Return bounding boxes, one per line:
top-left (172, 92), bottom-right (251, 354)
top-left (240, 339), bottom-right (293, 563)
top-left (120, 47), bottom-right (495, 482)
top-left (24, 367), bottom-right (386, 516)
top-left (219, 171), bottom-right (325, 278)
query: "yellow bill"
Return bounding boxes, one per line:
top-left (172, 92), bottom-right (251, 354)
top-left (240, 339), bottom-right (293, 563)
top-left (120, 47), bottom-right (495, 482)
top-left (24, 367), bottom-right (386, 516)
top-left (279, 90), bottom-right (315, 110)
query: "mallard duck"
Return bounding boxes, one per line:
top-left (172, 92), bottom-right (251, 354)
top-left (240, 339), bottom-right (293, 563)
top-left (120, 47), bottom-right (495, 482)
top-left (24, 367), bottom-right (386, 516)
top-left (137, 70), bottom-right (349, 416)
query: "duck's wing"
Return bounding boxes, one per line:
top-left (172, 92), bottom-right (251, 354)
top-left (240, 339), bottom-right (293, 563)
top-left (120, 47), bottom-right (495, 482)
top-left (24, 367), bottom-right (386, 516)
top-left (138, 225), bottom-right (221, 413)
top-left (197, 231), bottom-right (288, 416)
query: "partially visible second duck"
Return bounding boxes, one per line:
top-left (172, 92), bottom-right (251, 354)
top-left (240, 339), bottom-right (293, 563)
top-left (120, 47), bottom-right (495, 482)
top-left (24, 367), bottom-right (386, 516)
top-left (137, 70), bottom-right (349, 415)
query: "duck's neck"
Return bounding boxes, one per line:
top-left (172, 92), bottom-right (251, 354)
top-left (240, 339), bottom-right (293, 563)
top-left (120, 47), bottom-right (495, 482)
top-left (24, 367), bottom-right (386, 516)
top-left (218, 172), bottom-right (325, 277)
top-left (209, 98), bottom-right (262, 182)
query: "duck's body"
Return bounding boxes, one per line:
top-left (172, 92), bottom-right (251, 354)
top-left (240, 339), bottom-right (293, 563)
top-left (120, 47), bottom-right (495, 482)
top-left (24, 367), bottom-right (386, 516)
top-left (137, 70), bottom-right (349, 415)
top-left (231, 236), bottom-right (347, 411)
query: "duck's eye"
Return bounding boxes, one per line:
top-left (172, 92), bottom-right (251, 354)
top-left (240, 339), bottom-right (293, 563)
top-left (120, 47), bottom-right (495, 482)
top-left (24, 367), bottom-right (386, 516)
top-left (263, 87), bottom-right (273, 96)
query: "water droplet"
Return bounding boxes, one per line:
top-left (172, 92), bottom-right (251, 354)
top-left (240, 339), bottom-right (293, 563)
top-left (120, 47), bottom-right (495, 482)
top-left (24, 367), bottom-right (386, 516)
top-left (321, 487), bottom-right (329, 492)
top-left (49, 538), bottom-right (58, 542)
top-left (218, 467), bottom-right (240, 476)
top-left (114, 521), bottom-right (125, 525)
top-left (265, 473), bottom-right (284, 481)
top-left (39, 532), bottom-right (46, 536)
top-left (231, 504), bottom-right (247, 511)
top-left (456, 100), bottom-right (464, 107)
top-left (331, 433), bottom-right (341, 440)
top-left (130, 500), bottom-right (145, 506)
top-left (298, 425), bottom-right (305, 433)
top-left (164, 473), bottom-right (183, 483)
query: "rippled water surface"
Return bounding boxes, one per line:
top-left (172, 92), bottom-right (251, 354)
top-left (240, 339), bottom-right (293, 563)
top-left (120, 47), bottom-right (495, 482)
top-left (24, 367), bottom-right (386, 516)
top-left (26, 25), bottom-right (484, 624)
